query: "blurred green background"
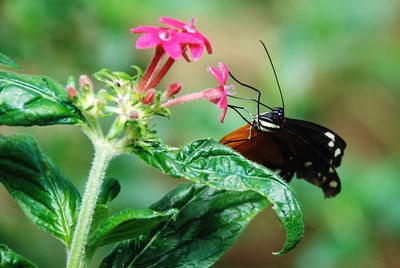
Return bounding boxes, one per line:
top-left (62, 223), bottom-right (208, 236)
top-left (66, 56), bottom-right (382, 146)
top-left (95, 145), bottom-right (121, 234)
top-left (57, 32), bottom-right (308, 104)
top-left (1, 0), bottom-right (399, 267)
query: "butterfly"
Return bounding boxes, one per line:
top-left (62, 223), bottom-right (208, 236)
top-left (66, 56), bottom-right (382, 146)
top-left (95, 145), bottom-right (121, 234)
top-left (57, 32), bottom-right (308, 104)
top-left (220, 41), bottom-right (346, 197)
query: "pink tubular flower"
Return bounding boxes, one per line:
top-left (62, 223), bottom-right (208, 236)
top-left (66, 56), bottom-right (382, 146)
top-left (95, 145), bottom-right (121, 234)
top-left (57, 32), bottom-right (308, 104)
top-left (131, 26), bottom-right (202, 60)
top-left (162, 62), bottom-right (234, 123)
top-left (160, 17), bottom-right (212, 61)
top-left (206, 62), bottom-right (234, 122)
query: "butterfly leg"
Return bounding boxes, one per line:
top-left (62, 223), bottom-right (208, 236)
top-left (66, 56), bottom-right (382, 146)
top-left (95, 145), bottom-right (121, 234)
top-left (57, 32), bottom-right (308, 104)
top-left (228, 104), bottom-right (255, 126)
top-left (221, 105), bottom-right (257, 145)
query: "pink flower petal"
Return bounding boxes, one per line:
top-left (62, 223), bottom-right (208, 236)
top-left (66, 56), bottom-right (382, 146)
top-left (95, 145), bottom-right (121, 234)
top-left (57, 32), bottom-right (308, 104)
top-left (130, 26), bottom-right (158, 33)
top-left (162, 39), bottom-right (182, 60)
top-left (217, 93), bottom-right (227, 109)
top-left (175, 32), bottom-right (203, 44)
top-left (136, 32), bottom-right (160, 49)
top-left (216, 90), bottom-right (228, 123)
top-left (197, 32), bottom-right (212, 54)
top-left (188, 43), bottom-right (204, 61)
top-left (160, 16), bottom-right (186, 29)
top-left (218, 62), bottom-right (228, 84)
top-left (208, 66), bottom-right (224, 87)
top-left (219, 105), bottom-right (227, 123)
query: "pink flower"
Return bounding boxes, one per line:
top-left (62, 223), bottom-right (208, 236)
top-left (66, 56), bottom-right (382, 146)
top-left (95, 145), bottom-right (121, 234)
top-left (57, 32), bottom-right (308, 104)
top-left (161, 62), bottom-right (234, 123)
top-left (206, 62), bottom-right (234, 122)
top-left (160, 17), bottom-right (212, 61)
top-left (131, 26), bottom-right (202, 60)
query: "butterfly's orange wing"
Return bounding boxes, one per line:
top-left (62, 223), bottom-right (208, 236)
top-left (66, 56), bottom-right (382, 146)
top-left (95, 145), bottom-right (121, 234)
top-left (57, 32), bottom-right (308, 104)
top-left (220, 124), bottom-right (287, 174)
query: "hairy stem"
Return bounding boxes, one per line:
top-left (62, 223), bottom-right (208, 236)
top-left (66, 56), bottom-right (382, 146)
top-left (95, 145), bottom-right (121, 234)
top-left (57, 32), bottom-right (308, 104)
top-left (66, 141), bottom-right (115, 268)
top-left (161, 87), bottom-right (218, 108)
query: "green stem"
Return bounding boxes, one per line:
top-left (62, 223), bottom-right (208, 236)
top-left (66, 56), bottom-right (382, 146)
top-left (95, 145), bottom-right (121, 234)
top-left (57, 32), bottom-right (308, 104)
top-left (66, 141), bottom-right (115, 268)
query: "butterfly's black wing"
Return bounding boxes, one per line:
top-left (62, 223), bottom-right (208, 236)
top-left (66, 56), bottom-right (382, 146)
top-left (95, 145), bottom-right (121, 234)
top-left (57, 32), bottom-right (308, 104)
top-left (283, 117), bottom-right (346, 197)
top-left (246, 126), bottom-right (342, 197)
top-left (285, 118), bottom-right (346, 167)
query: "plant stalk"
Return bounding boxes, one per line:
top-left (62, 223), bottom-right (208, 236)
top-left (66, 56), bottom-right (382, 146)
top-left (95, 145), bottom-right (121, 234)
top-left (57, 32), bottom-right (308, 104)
top-left (66, 141), bottom-right (115, 268)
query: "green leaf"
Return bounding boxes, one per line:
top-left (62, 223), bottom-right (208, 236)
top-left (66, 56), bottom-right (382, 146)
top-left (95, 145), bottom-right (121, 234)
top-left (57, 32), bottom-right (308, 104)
top-left (0, 71), bottom-right (82, 126)
top-left (89, 178), bottom-right (122, 244)
top-left (0, 53), bottom-right (20, 69)
top-left (0, 244), bottom-right (38, 268)
top-left (97, 178), bottom-right (121, 205)
top-left (100, 183), bottom-right (268, 268)
top-left (130, 139), bottom-right (304, 255)
top-left (0, 135), bottom-right (81, 248)
top-left (87, 208), bottom-right (178, 253)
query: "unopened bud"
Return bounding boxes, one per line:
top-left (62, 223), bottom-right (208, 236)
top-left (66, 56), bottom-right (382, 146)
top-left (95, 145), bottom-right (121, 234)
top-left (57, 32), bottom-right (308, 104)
top-left (127, 109), bottom-right (139, 121)
top-left (141, 88), bottom-right (156, 105)
top-left (67, 85), bottom-right (78, 99)
top-left (79, 75), bottom-right (93, 92)
top-left (165, 82), bottom-right (182, 98)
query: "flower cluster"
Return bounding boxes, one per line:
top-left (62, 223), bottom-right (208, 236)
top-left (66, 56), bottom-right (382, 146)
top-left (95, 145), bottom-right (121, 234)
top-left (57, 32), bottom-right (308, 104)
top-left (68, 16), bottom-right (234, 144)
top-left (67, 75), bottom-right (105, 117)
top-left (131, 16), bottom-right (234, 122)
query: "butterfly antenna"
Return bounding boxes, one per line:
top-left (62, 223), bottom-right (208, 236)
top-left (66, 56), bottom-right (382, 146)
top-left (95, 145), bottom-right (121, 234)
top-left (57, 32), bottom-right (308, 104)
top-left (259, 40), bottom-right (285, 110)
top-left (229, 71), bottom-right (263, 115)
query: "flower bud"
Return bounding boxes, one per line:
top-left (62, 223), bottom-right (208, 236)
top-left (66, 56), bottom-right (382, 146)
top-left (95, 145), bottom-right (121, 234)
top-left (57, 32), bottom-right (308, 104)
top-left (126, 109), bottom-right (139, 121)
top-left (164, 82), bottom-right (182, 98)
top-left (67, 85), bottom-right (78, 99)
top-left (79, 75), bottom-right (93, 93)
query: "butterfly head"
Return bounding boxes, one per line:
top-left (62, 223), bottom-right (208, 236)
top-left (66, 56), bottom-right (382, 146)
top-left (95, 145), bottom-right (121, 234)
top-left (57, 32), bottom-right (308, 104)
top-left (254, 107), bottom-right (285, 132)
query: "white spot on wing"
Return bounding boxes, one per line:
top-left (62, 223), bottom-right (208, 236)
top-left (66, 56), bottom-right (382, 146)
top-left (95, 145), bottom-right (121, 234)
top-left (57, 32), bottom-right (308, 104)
top-left (329, 167), bottom-right (335, 173)
top-left (322, 176), bottom-right (327, 183)
top-left (334, 148), bottom-right (341, 157)
top-left (325, 132), bottom-right (335, 141)
top-left (328, 141), bottom-right (334, 147)
top-left (329, 181), bottom-right (338, 188)
top-left (304, 161), bottom-right (312, 167)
